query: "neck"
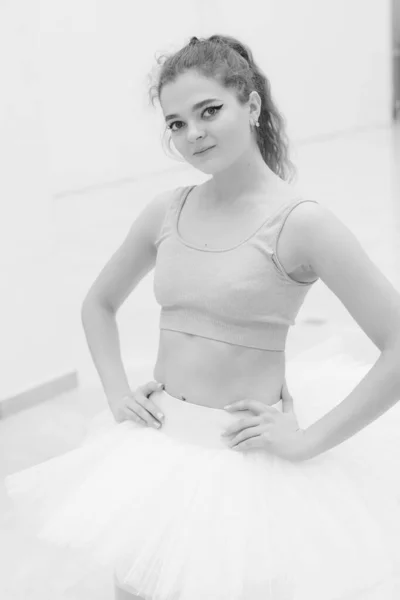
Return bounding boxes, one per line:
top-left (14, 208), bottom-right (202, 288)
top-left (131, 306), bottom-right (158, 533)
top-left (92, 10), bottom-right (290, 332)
top-left (206, 147), bottom-right (284, 209)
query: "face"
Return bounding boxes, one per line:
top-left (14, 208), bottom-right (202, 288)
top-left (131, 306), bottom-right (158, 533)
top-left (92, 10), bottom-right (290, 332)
top-left (160, 71), bottom-right (260, 174)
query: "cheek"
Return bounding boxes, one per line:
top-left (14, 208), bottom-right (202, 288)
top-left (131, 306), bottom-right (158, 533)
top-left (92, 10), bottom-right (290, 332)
top-left (222, 116), bottom-right (248, 143)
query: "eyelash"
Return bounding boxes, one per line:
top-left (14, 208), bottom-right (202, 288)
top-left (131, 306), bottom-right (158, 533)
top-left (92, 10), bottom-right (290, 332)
top-left (167, 105), bottom-right (223, 132)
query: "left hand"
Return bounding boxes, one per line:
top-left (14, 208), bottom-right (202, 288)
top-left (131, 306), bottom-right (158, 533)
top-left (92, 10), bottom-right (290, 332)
top-left (222, 381), bottom-right (312, 462)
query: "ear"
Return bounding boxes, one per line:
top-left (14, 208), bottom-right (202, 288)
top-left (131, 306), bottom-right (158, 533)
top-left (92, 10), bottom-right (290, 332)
top-left (248, 90), bottom-right (262, 118)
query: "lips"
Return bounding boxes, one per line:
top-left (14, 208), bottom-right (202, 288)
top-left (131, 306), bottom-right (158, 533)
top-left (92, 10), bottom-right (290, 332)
top-left (194, 146), bottom-right (215, 155)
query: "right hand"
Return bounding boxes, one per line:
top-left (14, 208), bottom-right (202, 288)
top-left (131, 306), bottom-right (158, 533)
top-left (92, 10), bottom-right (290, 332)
top-left (109, 380), bottom-right (165, 428)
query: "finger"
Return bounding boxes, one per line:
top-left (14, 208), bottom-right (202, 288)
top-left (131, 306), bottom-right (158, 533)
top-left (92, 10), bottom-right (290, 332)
top-left (221, 416), bottom-right (261, 438)
top-left (224, 399), bottom-right (275, 415)
top-left (136, 393), bottom-right (165, 425)
top-left (228, 425), bottom-right (268, 449)
top-left (120, 395), bottom-right (146, 424)
top-left (124, 405), bottom-right (148, 426)
top-left (134, 403), bottom-right (162, 429)
top-left (140, 380), bottom-right (164, 395)
top-left (230, 428), bottom-right (270, 451)
top-left (125, 396), bottom-right (162, 429)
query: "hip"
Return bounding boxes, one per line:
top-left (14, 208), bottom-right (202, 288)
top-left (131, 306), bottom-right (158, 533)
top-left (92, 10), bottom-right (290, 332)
top-left (148, 386), bottom-right (284, 451)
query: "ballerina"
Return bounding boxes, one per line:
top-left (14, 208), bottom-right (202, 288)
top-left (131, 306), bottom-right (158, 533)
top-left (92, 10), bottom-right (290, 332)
top-left (5, 34), bottom-right (400, 600)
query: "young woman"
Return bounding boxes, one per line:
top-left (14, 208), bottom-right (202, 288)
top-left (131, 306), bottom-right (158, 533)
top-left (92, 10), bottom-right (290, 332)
top-left (5, 34), bottom-right (400, 600)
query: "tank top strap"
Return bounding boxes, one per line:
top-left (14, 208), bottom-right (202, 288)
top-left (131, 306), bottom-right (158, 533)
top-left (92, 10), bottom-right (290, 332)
top-left (154, 186), bottom-right (189, 250)
top-left (263, 196), bottom-right (320, 250)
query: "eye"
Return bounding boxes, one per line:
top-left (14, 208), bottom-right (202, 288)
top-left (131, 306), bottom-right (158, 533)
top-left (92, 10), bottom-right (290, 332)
top-left (203, 105), bottom-right (222, 118)
top-left (167, 104), bottom-right (223, 132)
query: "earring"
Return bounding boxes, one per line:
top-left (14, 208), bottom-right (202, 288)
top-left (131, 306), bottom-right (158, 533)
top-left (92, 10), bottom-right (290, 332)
top-left (251, 118), bottom-right (260, 128)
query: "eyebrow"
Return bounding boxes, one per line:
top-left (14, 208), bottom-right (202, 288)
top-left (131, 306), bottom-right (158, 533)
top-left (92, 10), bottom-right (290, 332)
top-left (165, 98), bottom-right (220, 122)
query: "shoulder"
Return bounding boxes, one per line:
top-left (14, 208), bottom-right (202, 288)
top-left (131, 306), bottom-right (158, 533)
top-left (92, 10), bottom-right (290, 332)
top-left (150, 185), bottom-right (192, 248)
top-left (151, 185), bottom-right (185, 224)
top-left (281, 200), bottom-right (345, 251)
top-left (278, 199), bottom-right (361, 275)
top-left (278, 198), bottom-right (335, 241)
top-left (152, 186), bottom-right (183, 210)
top-left (276, 199), bottom-right (333, 281)
top-left (282, 198), bottom-right (330, 228)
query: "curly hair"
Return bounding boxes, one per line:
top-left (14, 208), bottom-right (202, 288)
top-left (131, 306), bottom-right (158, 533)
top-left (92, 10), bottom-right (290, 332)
top-left (147, 34), bottom-right (297, 183)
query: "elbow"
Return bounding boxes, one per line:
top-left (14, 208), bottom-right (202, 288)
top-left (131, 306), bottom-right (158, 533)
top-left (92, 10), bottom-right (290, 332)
top-left (81, 295), bottom-right (111, 316)
top-left (80, 300), bottom-right (92, 324)
top-left (81, 296), bottom-right (94, 315)
top-left (381, 330), bottom-right (400, 354)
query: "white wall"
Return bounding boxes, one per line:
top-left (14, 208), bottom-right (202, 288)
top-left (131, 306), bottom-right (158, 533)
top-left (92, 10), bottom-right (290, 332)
top-left (197, 0), bottom-right (392, 142)
top-left (0, 3), bottom-right (70, 399)
top-left (0, 0), bottom-right (394, 397)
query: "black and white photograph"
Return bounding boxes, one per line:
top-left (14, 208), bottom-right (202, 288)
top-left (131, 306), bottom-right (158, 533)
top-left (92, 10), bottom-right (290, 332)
top-left (1, 1), bottom-right (400, 598)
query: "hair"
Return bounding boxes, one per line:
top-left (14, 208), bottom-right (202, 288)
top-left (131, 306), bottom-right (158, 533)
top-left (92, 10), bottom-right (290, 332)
top-left (147, 34), bottom-right (297, 183)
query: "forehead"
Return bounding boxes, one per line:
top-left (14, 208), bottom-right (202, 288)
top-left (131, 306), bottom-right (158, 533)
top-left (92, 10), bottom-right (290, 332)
top-left (160, 71), bottom-right (231, 116)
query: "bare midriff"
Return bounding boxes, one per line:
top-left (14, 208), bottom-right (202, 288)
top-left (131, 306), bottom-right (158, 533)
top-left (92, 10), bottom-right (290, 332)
top-left (153, 330), bottom-right (285, 410)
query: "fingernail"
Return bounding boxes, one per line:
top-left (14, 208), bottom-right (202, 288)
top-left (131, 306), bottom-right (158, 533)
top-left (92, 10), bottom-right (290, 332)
top-left (157, 413), bottom-right (164, 421)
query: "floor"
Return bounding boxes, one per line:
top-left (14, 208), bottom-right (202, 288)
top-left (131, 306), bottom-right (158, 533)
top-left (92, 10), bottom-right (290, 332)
top-left (1, 121), bottom-right (400, 599)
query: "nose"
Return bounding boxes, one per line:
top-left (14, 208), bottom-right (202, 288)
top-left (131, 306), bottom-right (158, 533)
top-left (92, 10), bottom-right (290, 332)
top-left (186, 122), bottom-right (206, 143)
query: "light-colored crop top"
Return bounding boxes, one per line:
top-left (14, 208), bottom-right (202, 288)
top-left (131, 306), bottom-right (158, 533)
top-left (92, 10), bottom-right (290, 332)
top-left (153, 185), bottom-right (319, 352)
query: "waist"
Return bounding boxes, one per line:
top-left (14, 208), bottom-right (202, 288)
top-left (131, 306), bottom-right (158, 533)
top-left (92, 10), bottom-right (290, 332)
top-left (149, 387), bottom-right (283, 450)
top-left (154, 330), bottom-right (285, 410)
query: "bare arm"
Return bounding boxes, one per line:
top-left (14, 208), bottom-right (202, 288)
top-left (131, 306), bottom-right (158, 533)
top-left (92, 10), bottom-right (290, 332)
top-left (81, 189), bottom-right (173, 404)
top-left (288, 202), bottom-right (400, 457)
top-left (81, 303), bottom-right (132, 403)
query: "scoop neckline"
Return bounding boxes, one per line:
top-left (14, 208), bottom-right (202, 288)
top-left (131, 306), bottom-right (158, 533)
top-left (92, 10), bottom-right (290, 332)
top-left (174, 184), bottom-right (300, 253)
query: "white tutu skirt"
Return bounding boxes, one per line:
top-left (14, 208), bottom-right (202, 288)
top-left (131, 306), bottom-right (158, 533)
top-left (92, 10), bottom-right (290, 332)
top-left (4, 345), bottom-right (400, 600)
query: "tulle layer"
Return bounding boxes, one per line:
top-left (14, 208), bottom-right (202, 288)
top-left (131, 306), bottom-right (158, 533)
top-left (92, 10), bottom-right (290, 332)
top-left (4, 346), bottom-right (400, 600)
